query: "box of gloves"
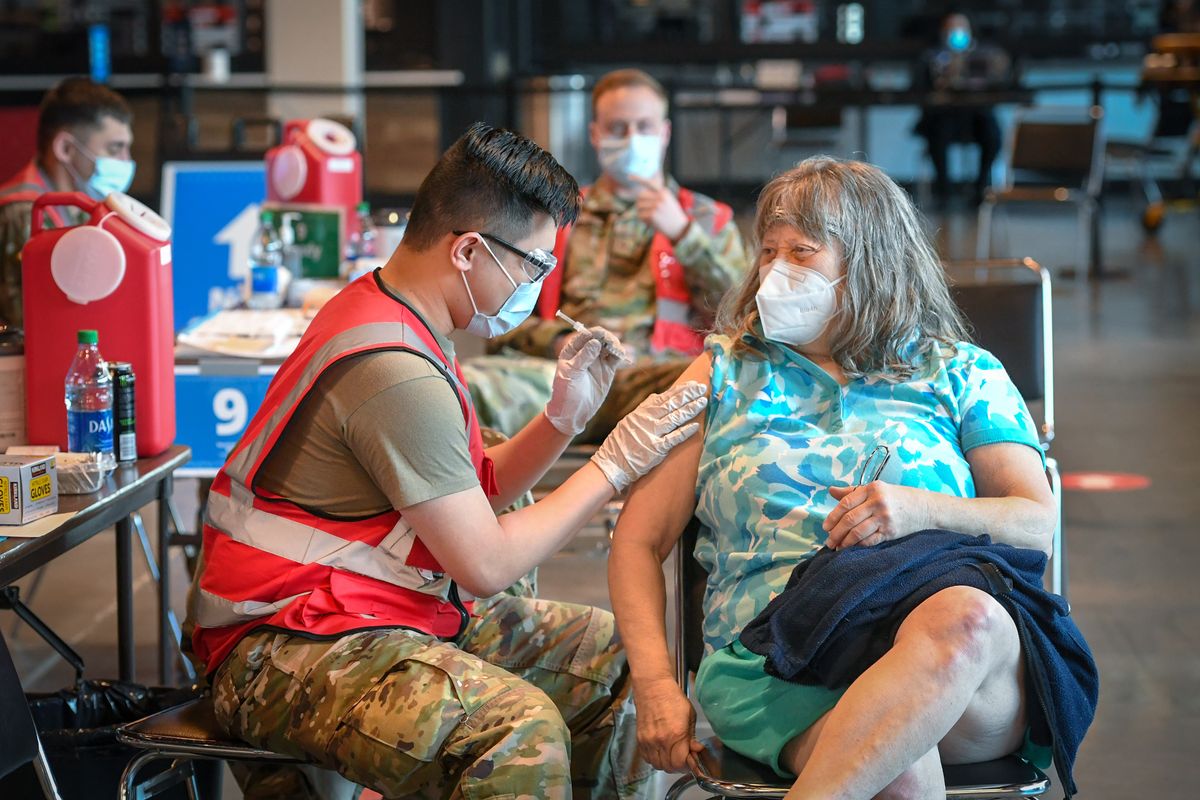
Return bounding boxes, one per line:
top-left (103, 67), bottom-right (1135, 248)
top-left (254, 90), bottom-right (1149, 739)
top-left (0, 453), bottom-right (59, 525)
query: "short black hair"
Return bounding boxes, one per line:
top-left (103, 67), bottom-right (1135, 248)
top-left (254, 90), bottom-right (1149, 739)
top-left (37, 77), bottom-right (132, 157)
top-left (403, 122), bottom-right (580, 251)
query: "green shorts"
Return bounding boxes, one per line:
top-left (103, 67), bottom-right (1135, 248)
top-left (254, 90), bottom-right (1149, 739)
top-left (694, 641), bottom-right (1053, 778)
top-left (695, 641), bottom-right (845, 776)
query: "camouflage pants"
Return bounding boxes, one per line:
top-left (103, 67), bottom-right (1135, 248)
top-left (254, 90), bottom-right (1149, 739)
top-left (211, 594), bottom-right (653, 800)
top-left (462, 353), bottom-right (689, 444)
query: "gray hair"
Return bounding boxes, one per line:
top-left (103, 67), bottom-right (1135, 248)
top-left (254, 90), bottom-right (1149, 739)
top-left (715, 156), bottom-right (968, 381)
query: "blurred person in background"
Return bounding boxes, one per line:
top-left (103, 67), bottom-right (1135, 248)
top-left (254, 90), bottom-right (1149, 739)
top-left (0, 77), bottom-right (134, 327)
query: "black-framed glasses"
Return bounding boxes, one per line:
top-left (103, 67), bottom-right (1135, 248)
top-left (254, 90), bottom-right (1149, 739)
top-left (453, 230), bottom-right (557, 283)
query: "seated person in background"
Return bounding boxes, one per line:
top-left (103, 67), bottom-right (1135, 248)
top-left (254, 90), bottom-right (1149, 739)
top-left (0, 77), bottom-right (134, 327)
top-left (464, 68), bottom-right (748, 442)
top-left (608, 157), bottom-right (1098, 799)
top-left (913, 12), bottom-right (1012, 206)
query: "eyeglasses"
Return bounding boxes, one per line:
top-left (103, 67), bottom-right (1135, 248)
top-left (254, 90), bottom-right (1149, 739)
top-left (453, 231), bottom-right (557, 283)
top-left (855, 445), bottom-right (891, 486)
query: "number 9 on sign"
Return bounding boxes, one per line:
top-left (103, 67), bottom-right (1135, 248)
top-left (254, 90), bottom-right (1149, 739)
top-left (213, 388), bottom-right (249, 437)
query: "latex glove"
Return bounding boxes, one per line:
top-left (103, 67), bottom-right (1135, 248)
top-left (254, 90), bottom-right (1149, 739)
top-left (544, 327), bottom-right (630, 436)
top-left (592, 381), bottom-right (708, 492)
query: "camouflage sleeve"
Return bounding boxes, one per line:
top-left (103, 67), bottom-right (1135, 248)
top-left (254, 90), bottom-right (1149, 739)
top-left (0, 202), bottom-right (31, 328)
top-left (486, 314), bottom-right (574, 357)
top-left (671, 215), bottom-right (749, 315)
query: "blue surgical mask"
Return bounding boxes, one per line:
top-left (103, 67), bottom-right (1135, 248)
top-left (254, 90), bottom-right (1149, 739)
top-left (461, 239), bottom-right (544, 338)
top-left (946, 28), bottom-right (971, 52)
top-left (65, 136), bottom-right (136, 200)
top-left (597, 133), bottom-right (662, 184)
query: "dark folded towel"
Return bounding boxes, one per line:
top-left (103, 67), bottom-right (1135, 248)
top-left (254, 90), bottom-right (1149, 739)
top-left (738, 530), bottom-right (1098, 798)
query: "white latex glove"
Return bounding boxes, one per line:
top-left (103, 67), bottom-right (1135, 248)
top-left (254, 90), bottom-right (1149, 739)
top-left (544, 326), bottom-right (630, 436)
top-left (592, 381), bottom-right (709, 492)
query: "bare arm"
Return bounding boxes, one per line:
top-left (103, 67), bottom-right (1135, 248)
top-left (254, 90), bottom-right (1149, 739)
top-left (824, 442), bottom-right (1056, 554)
top-left (608, 353), bottom-right (711, 771)
top-left (484, 411), bottom-right (572, 511)
top-left (401, 460), bottom-right (617, 598)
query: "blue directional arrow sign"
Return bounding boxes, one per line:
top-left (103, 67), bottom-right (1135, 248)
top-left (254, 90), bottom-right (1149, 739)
top-left (160, 161), bottom-right (266, 332)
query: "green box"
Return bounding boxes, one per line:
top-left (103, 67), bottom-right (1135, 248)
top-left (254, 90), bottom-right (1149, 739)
top-left (265, 202), bottom-right (345, 279)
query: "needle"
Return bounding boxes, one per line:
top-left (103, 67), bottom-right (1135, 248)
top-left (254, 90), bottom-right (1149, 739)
top-left (556, 310), bottom-right (631, 363)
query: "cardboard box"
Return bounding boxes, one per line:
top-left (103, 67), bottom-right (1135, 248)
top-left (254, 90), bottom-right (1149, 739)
top-left (0, 454), bottom-right (59, 525)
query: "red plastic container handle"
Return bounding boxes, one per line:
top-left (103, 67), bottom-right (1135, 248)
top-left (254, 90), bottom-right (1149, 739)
top-left (30, 192), bottom-right (98, 236)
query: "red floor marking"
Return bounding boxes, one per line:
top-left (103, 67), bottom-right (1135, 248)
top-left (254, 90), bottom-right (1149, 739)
top-left (1061, 472), bottom-right (1151, 492)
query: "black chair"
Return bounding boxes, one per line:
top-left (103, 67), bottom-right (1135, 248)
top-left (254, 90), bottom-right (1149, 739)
top-left (0, 631), bottom-right (65, 800)
top-left (665, 519), bottom-right (1051, 800)
top-left (115, 695), bottom-right (303, 800)
top-left (976, 106), bottom-right (1104, 277)
top-left (945, 257), bottom-right (1064, 599)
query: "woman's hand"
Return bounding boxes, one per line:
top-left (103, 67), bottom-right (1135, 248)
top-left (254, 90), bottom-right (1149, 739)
top-left (632, 677), bottom-right (705, 772)
top-left (823, 482), bottom-right (933, 549)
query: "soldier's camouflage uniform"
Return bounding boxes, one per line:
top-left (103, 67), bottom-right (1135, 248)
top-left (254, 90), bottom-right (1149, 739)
top-left (464, 178), bottom-right (747, 443)
top-left (212, 591), bottom-right (651, 800)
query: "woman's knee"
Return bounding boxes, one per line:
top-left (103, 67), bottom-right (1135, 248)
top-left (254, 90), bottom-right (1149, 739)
top-left (898, 587), bottom-right (1015, 673)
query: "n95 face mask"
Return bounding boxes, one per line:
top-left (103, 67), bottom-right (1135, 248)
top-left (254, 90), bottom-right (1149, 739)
top-left (754, 259), bottom-right (844, 346)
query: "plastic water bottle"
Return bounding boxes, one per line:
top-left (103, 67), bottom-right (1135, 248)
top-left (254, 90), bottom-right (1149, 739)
top-left (355, 202), bottom-right (378, 260)
top-left (65, 329), bottom-right (114, 459)
top-left (246, 209), bottom-right (287, 309)
top-left (343, 202), bottom-right (378, 282)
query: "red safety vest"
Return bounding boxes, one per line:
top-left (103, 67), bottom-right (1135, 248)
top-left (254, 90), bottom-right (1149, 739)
top-left (536, 185), bottom-right (733, 357)
top-left (0, 159), bottom-right (68, 228)
top-left (190, 271), bottom-right (499, 674)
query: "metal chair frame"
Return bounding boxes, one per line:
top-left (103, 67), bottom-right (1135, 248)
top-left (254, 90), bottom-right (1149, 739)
top-left (976, 105), bottom-right (1105, 278)
top-left (945, 257), bottom-right (1064, 599)
top-left (115, 696), bottom-right (302, 800)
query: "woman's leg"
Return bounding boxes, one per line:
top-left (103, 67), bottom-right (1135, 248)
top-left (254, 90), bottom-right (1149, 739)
top-left (777, 585), bottom-right (1026, 800)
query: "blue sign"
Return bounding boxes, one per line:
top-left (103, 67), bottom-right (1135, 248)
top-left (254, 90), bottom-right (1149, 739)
top-left (160, 161), bottom-right (266, 333)
top-left (174, 368), bottom-right (275, 473)
top-left (88, 24), bottom-right (110, 84)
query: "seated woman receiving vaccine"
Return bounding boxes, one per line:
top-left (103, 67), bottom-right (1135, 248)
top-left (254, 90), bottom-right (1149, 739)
top-left (608, 157), bottom-right (1097, 800)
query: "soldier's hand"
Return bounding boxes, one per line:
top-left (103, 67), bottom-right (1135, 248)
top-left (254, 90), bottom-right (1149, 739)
top-left (631, 176), bottom-right (690, 242)
top-left (544, 327), bottom-right (628, 436)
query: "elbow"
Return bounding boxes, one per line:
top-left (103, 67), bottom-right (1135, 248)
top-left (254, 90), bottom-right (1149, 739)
top-left (1032, 499), bottom-right (1058, 557)
top-left (447, 562), bottom-right (512, 599)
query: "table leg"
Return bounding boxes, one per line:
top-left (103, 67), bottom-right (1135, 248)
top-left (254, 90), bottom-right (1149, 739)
top-left (158, 475), bottom-right (173, 684)
top-left (115, 515), bottom-right (135, 681)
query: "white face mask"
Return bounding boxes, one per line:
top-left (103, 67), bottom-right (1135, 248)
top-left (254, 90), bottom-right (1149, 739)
top-left (754, 259), bottom-right (844, 346)
top-left (597, 133), bottom-right (662, 185)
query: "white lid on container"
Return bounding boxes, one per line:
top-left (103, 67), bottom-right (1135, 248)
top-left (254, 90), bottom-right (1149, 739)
top-left (270, 145), bottom-right (307, 199)
top-left (51, 226), bottom-right (126, 304)
top-left (105, 192), bottom-right (171, 242)
top-left (306, 118), bottom-right (357, 156)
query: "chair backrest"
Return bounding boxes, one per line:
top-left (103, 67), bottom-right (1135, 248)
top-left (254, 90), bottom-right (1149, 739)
top-left (0, 631), bottom-right (39, 782)
top-left (945, 258), bottom-right (1054, 445)
top-left (674, 517), bottom-right (709, 692)
top-left (1004, 106), bottom-right (1105, 196)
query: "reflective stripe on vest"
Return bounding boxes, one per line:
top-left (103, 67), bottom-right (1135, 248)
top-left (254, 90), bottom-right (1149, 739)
top-left (191, 275), bottom-right (488, 652)
top-left (0, 160), bottom-right (67, 227)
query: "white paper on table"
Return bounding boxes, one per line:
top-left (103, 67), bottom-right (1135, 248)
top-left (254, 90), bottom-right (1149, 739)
top-left (177, 309), bottom-right (308, 359)
top-left (2, 512), bottom-right (78, 539)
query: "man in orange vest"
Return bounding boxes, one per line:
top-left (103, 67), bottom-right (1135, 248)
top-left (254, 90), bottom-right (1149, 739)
top-left (0, 77), bottom-right (134, 327)
top-left (465, 68), bottom-right (747, 442)
top-left (187, 123), bottom-right (707, 800)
